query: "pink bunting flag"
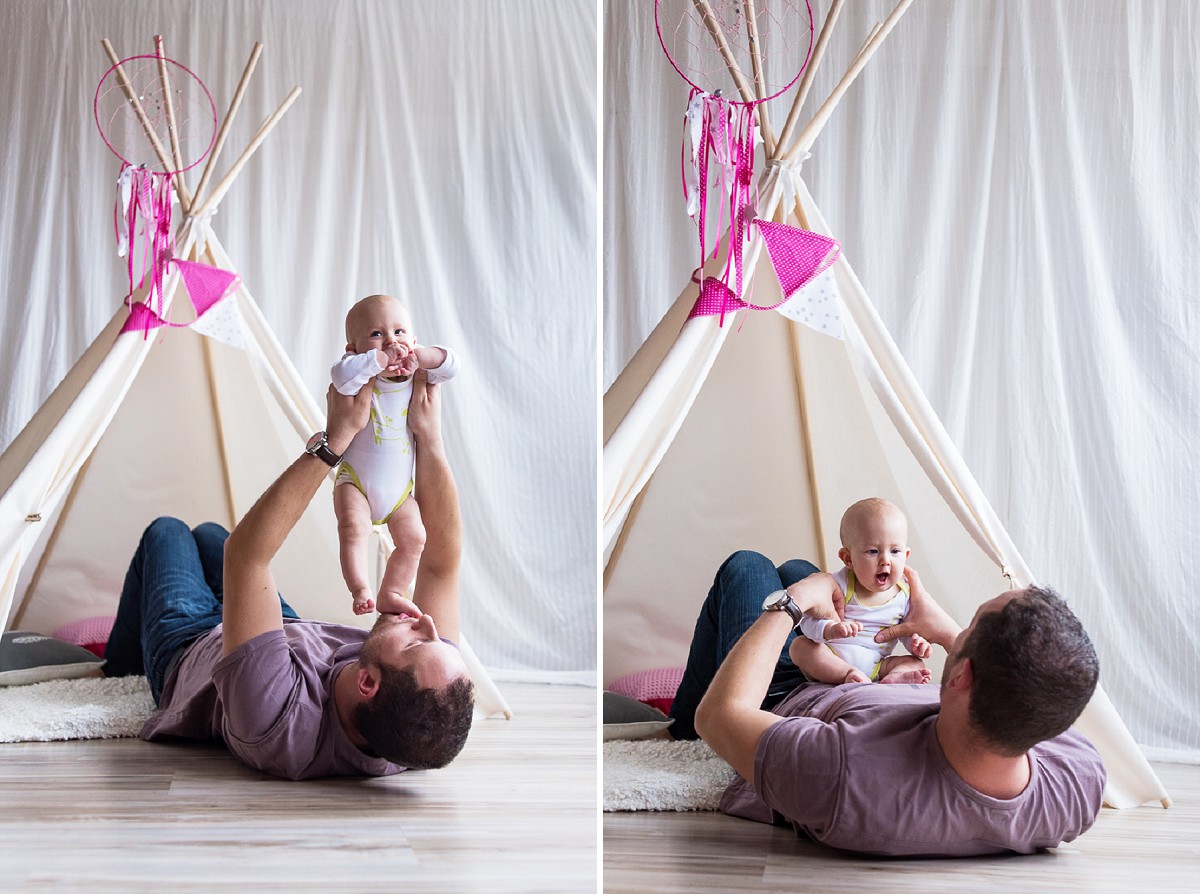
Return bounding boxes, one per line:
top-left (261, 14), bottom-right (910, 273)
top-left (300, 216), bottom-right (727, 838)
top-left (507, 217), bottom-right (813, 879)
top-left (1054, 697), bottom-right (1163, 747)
top-left (754, 219), bottom-right (841, 300)
top-left (175, 259), bottom-right (240, 318)
top-left (119, 258), bottom-right (241, 336)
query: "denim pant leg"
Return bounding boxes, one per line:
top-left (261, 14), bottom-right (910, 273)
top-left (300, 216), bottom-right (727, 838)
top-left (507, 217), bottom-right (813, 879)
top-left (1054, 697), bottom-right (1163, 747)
top-left (191, 521), bottom-right (300, 619)
top-left (669, 551), bottom-right (821, 740)
top-left (105, 517), bottom-right (226, 704)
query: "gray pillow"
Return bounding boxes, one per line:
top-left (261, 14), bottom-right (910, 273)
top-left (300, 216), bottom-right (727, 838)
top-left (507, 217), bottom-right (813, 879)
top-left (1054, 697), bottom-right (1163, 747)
top-left (603, 690), bottom-right (674, 740)
top-left (0, 631), bottom-right (105, 687)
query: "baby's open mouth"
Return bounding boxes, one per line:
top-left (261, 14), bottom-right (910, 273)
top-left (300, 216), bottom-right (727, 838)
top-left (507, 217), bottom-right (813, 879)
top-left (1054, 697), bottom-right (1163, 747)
top-left (875, 572), bottom-right (890, 586)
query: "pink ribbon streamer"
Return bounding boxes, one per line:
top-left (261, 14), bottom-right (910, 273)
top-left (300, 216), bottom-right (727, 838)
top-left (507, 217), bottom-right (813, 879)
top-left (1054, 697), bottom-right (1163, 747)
top-left (115, 164), bottom-right (175, 338)
top-left (682, 90), bottom-right (759, 327)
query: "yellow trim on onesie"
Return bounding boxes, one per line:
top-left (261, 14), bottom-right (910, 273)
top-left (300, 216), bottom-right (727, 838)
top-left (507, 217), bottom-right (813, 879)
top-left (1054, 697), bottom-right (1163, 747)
top-left (334, 460), bottom-right (414, 525)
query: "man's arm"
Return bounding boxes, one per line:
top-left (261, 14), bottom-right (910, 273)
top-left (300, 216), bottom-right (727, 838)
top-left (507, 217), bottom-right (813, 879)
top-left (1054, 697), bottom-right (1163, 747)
top-left (220, 384), bottom-right (373, 656)
top-left (694, 611), bottom-right (794, 781)
top-left (696, 572), bottom-right (843, 780)
top-left (407, 370), bottom-right (463, 643)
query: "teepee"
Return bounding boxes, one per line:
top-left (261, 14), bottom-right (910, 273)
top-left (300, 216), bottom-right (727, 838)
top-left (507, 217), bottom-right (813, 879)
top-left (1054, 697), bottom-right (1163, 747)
top-left (604, 0), bottom-right (1165, 806)
top-left (0, 38), bottom-right (510, 719)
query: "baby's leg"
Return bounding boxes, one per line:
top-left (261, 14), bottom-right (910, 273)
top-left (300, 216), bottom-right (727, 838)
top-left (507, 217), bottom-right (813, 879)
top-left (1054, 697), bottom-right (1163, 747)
top-left (334, 483), bottom-right (375, 615)
top-left (790, 638), bottom-right (871, 685)
top-left (877, 654), bottom-right (932, 685)
top-left (379, 497), bottom-right (426, 606)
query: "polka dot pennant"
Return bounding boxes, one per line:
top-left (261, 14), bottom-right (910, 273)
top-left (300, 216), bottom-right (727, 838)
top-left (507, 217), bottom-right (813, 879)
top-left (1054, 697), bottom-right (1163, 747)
top-left (775, 266), bottom-right (843, 339)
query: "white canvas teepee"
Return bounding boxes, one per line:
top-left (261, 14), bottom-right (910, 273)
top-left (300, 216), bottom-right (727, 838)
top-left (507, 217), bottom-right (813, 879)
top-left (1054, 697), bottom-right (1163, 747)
top-left (0, 39), bottom-right (510, 719)
top-left (604, 0), bottom-right (1165, 807)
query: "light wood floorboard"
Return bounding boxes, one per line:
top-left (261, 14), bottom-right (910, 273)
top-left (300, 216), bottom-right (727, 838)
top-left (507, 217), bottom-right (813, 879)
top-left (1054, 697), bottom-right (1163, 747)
top-left (604, 761), bottom-right (1200, 893)
top-left (0, 681), bottom-right (598, 893)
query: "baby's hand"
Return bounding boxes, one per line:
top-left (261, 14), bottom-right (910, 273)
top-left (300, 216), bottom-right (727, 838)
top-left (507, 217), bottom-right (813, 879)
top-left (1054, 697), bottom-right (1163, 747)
top-left (393, 348), bottom-right (420, 376)
top-left (908, 633), bottom-right (932, 659)
top-left (824, 619), bottom-right (862, 641)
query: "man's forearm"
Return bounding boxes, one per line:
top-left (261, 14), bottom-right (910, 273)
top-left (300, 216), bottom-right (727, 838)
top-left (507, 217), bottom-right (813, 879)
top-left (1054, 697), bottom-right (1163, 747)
top-left (698, 612), bottom-right (793, 723)
top-left (410, 428), bottom-right (462, 639)
top-left (225, 453), bottom-right (331, 567)
top-left (693, 611), bottom-right (792, 780)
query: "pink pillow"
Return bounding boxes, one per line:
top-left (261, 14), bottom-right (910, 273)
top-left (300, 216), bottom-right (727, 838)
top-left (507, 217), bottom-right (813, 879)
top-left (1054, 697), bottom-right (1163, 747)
top-left (52, 615), bottom-right (116, 660)
top-left (607, 667), bottom-right (684, 715)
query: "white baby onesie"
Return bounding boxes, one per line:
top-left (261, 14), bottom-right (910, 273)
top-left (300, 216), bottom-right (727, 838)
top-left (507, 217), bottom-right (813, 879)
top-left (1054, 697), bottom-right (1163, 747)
top-left (797, 567), bottom-right (912, 680)
top-left (330, 346), bottom-right (459, 523)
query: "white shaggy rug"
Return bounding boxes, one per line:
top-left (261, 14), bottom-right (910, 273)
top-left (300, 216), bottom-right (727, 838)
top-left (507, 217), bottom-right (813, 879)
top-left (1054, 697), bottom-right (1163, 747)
top-left (603, 738), bottom-right (736, 812)
top-left (0, 675), bottom-right (154, 743)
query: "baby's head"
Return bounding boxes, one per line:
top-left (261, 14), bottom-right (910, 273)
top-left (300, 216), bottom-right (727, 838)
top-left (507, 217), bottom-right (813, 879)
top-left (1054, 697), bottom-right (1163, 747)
top-left (837, 498), bottom-right (910, 594)
top-left (344, 294), bottom-right (416, 356)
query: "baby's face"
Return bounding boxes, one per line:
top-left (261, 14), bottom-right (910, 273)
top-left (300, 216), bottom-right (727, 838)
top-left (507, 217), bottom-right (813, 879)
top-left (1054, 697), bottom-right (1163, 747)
top-left (346, 296), bottom-right (416, 356)
top-left (840, 511), bottom-right (909, 594)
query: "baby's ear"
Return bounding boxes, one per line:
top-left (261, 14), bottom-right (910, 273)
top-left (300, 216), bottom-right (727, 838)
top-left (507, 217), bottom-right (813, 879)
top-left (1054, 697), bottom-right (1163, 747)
top-left (837, 546), bottom-right (851, 567)
top-left (345, 341), bottom-right (355, 353)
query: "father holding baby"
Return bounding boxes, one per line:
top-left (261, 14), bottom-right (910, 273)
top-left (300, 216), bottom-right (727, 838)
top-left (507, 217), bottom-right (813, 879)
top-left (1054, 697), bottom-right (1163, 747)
top-left (104, 366), bottom-right (474, 779)
top-left (669, 498), bottom-right (1107, 857)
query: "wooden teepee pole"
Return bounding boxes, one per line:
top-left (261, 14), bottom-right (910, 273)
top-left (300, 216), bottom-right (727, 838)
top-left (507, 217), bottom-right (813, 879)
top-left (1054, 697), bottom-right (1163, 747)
top-left (100, 39), bottom-right (177, 178)
top-left (691, 0), bottom-right (757, 106)
top-left (152, 35), bottom-right (194, 212)
top-left (787, 0), bottom-right (916, 159)
top-left (189, 42), bottom-right (264, 215)
top-left (189, 85), bottom-right (301, 219)
top-left (742, 1), bottom-right (777, 154)
top-left (773, 0), bottom-right (844, 160)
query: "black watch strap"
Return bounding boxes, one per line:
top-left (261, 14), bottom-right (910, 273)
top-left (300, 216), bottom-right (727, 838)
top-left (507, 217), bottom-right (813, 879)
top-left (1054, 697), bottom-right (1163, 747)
top-left (306, 432), bottom-right (342, 467)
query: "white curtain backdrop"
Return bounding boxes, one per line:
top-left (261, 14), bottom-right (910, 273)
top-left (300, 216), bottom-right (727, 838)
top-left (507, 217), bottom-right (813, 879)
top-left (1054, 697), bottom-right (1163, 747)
top-left (605, 0), bottom-right (1199, 759)
top-left (0, 0), bottom-right (597, 674)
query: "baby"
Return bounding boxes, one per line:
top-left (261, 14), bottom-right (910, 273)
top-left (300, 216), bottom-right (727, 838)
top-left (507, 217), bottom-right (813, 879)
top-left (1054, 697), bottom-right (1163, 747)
top-left (330, 293), bottom-right (458, 615)
top-left (791, 498), bottom-right (932, 685)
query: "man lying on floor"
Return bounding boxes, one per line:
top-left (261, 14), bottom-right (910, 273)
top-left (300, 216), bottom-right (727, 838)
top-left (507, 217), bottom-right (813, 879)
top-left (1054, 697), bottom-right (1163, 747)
top-left (669, 551), bottom-right (1104, 857)
top-left (104, 370), bottom-right (474, 779)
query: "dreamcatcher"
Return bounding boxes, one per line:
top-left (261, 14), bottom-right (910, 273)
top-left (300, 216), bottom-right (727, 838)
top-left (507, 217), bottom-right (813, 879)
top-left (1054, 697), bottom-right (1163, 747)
top-left (94, 50), bottom-right (233, 336)
top-left (657, 1), bottom-right (840, 327)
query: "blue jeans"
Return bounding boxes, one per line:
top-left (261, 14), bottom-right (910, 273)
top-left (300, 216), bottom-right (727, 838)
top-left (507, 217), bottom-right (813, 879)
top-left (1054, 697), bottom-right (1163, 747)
top-left (104, 517), bottom-right (299, 704)
top-left (669, 550), bottom-right (820, 740)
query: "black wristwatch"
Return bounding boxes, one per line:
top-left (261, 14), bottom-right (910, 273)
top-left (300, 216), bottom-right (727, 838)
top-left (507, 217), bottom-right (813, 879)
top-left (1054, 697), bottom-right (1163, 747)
top-left (762, 589), bottom-right (805, 630)
top-left (305, 431), bottom-right (343, 467)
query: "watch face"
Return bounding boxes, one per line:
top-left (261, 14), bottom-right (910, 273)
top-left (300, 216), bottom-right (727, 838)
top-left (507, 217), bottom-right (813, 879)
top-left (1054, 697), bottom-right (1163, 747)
top-left (762, 590), bottom-right (788, 611)
top-left (306, 432), bottom-right (325, 451)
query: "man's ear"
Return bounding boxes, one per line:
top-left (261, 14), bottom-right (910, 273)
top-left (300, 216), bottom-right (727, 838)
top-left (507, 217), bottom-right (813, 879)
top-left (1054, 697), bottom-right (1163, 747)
top-left (945, 657), bottom-right (973, 692)
top-left (837, 547), bottom-right (851, 567)
top-left (356, 665), bottom-right (380, 699)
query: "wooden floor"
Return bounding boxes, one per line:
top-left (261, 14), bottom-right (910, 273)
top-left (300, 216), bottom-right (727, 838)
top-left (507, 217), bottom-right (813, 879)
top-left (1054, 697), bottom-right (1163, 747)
top-left (0, 681), bottom-right (598, 893)
top-left (604, 761), bottom-right (1200, 893)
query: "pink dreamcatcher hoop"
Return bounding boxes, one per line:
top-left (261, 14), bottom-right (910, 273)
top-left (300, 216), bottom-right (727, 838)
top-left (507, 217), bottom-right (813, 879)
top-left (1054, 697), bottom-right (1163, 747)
top-left (94, 52), bottom-right (218, 333)
top-left (655, 1), bottom-right (815, 324)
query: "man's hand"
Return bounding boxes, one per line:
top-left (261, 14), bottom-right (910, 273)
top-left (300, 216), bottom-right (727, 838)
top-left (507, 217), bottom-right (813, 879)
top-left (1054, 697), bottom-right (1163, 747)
top-left (875, 567), bottom-right (961, 651)
top-left (407, 369), bottom-right (442, 445)
top-left (326, 379), bottom-right (374, 455)
top-left (785, 572), bottom-right (846, 622)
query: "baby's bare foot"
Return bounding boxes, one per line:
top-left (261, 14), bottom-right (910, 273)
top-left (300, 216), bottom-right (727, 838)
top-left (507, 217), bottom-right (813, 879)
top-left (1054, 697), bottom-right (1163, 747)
top-left (842, 668), bottom-right (870, 684)
top-left (880, 668), bottom-right (932, 685)
top-left (352, 588), bottom-right (375, 615)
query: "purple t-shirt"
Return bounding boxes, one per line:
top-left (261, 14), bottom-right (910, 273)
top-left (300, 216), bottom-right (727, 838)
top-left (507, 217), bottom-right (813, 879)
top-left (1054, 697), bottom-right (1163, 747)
top-left (719, 683), bottom-right (1106, 857)
top-left (140, 620), bottom-right (403, 780)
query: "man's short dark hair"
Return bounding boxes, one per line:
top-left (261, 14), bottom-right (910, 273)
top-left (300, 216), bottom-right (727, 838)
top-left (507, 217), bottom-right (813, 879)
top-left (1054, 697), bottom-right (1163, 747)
top-left (353, 666), bottom-right (474, 769)
top-left (960, 585), bottom-right (1099, 756)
